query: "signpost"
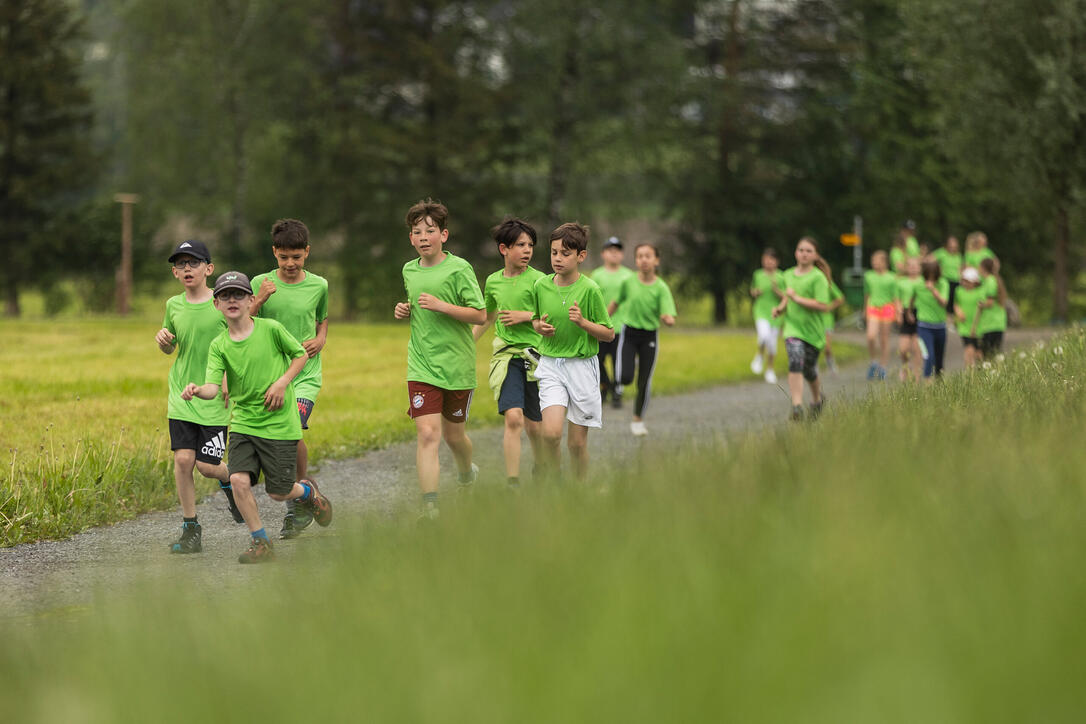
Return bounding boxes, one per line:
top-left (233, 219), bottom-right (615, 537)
top-left (113, 193), bottom-right (140, 316)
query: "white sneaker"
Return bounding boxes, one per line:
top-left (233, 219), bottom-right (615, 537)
top-left (751, 355), bottom-right (764, 375)
top-left (630, 421), bottom-right (648, 436)
top-left (764, 369), bottom-right (777, 384)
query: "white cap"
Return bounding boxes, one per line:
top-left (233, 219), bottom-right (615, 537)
top-left (961, 267), bottom-right (981, 284)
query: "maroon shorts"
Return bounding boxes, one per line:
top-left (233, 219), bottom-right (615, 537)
top-left (407, 381), bottom-right (474, 422)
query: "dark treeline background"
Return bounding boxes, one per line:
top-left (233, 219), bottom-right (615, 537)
top-left (3, 0), bottom-right (1084, 321)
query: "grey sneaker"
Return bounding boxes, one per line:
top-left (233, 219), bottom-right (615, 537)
top-left (809, 397), bottom-right (825, 420)
top-left (280, 498), bottom-right (314, 539)
top-left (458, 463), bottom-right (479, 491)
top-left (416, 501), bottom-right (440, 525)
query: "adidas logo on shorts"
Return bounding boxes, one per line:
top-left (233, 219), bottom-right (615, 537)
top-left (201, 431), bottom-right (226, 458)
top-left (453, 408), bottom-right (464, 417)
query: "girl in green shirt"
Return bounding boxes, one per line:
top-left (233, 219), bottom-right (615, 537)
top-left (864, 250), bottom-right (897, 380)
top-left (914, 260), bottom-right (950, 379)
top-left (953, 267), bottom-right (985, 368)
top-left (932, 236), bottom-right (962, 313)
top-left (773, 237), bottom-right (832, 421)
top-left (610, 243), bottom-right (677, 436)
top-left (977, 257), bottom-right (1008, 359)
top-left (895, 257), bottom-right (923, 381)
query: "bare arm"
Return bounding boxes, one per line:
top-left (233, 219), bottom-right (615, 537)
top-left (474, 309), bottom-right (498, 341)
top-left (248, 278), bottom-right (277, 317)
top-left (568, 302), bottom-right (614, 343)
top-left (302, 319), bottom-right (329, 358)
top-left (660, 314), bottom-right (676, 327)
top-left (182, 382), bottom-right (220, 401)
top-left (263, 354), bottom-right (308, 411)
top-left (417, 293), bottom-right (486, 325)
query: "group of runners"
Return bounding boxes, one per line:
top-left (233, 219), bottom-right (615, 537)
top-left (158, 200), bottom-right (677, 561)
top-left (749, 222), bottom-right (1010, 420)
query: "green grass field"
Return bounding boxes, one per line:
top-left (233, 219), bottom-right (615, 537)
top-left (1, 329), bottom-right (1082, 722)
top-left (0, 316), bottom-right (859, 546)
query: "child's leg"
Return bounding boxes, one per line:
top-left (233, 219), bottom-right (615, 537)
top-left (933, 327), bottom-right (946, 376)
top-left (911, 336), bottom-right (923, 378)
top-left (174, 449), bottom-right (198, 518)
top-left (878, 321), bottom-right (891, 368)
top-left (803, 342), bottom-right (822, 404)
top-left (414, 413), bottom-right (443, 494)
top-left (765, 326), bottom-right (778, 367)
top-left (785, 338), bottom-right (805, 406)
top-left (539, 405), bottom-right (567, 475)
top-left (231, 472), bottom-right (262, 533)
top-left (597, 343), bottom-right (613, 401)
top-left (613, 326), bottom-right (628, 401)
top-left (866, 316), bottom-right (878, 359)
top-left (525, 418), bottom-right (543, 466)
top-left (565, 422), bottom-right (590, 480)
top-left (297, 439), bottom-right (308, 480)
top-left (633, 332), bottom-right (658, 421)
top-left (441, 417), bottom-right (473, 476)
top-left (502, 408), bottom-right (525, 479)
top-left (618, 328), bottom-right (637, 388)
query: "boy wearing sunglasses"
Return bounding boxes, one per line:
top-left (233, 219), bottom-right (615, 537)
top-left (156, 240), bottom-right (242, 554)
top-left (182, 271), bottom-right (333, 563)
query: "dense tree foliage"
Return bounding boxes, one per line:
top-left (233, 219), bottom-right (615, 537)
top-left (5, 0), bottom-right (1083, 318)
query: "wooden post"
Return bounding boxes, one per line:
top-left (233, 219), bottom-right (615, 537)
top-left (113, 193), bottom-right (140, 315)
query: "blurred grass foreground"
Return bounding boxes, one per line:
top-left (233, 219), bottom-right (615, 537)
top-left (1, 329), bottom-right (1084, 721)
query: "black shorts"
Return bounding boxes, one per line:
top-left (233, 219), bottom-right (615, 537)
top-left (227, 432), bottom-right (298, 496)
top-left (169, 419), bottom-right (227, 464)
top-left (980, 331), bottom-right (1004, 358)
top-left (899, 313), bottom-right (918, 335)
top-left (785, 337), bottom-right (820, 381)
top-left (296, 397), bottom-right (314, 430)
top-left (497, 358), bottom-right (542, 422)
top-left (960, 336), bottom-right (979, 349)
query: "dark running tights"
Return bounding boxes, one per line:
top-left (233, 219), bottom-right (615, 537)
top-left (615, 326), bottom-right (659, 418)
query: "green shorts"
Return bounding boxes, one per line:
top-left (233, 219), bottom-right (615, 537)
top-left (227, 432), bottom-right (298, 496)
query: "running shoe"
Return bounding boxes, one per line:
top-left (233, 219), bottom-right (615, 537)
top-left (630, 420), bottom-right (648, 436)
top-left (169, 522), bottom-right (202, 554)
top-left (611, 393), bottom-right (623, 409)
top-left (809, 397), bottom-right (825, 420)
top-left (238, 537), bottom-right (274, 564)
top-left (280, 498), bottom-right (315, 539)
top-left (751, 354), bottom-right (764, 375)
top-left (790, 405), bottom-right (805, 422)
top-left (876, 365), bottom-right (887, 381)
top-left (220, 483), bottom-right (245, 524)
top-left (866, 361), bottom-right (878, 380)
top-left (302, 479), bottom-right (333, 527)
top-left (826, 355), bottom-right (837, 374)
top-left (764, 369), bottom-right (777, 385)
top-left (417, 501), bottom-right (440, 525)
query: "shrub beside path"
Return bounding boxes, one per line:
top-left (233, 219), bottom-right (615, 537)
top-left (0, 328), bottom-right (1054, 619)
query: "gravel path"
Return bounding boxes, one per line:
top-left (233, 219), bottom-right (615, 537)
top-left (0, 328), bottom-right (1052, 620)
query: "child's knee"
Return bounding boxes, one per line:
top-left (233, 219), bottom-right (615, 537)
top-left (504, 409), bottom-right (525, 432)
top-left (230, 472), bottom-right (252, 490)
top-left (174, 449), bottom-right (196, 469)
top-left (194, 460), bottom-right (221, 479)
top-left (566, 437), bottom-right (587, 455)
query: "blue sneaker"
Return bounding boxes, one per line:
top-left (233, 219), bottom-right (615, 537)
top-left (866, 361), bottom-right (878, 380)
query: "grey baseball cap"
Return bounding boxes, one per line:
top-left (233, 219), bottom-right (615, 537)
top-left (603, 236), bottom-right (623, 249)
top-left (213, 271), bottom-right (252, 297)
top-left (168, 239), bottom-right (211, 263)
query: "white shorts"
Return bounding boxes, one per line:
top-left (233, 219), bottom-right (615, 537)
top-left (755, 318), bottom-right (779, 348)
top-left (535, 355), bottom-right (603, 428)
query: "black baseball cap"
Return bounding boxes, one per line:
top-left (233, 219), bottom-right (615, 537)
top-left (902, 220), bottom-right (917, 231)
top-left (168, 239), bottom-right (211, 263)
top-left (213, 271), bottom-right (253, 297)
top-left (603, 236), bottom-right (623, 249)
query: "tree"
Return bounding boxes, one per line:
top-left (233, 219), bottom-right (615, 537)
top-left (0, 0), bottom-right (97, 315)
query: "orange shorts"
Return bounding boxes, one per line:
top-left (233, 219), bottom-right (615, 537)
top-left (866, 303), bottom-right (896, 322)
top-left (407, 381), bottom-right (474, 422)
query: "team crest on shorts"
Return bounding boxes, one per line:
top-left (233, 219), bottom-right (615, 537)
top-left (412, 393), bottom-right (425, 409)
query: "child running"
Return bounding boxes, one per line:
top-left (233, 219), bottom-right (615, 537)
top-left (393, 199), bottom-right (485, 521)
top-left (749, 248), bottom-right (785, 384)
top-left (895, 257), bottom-right (923, 381)
top-left (976, 257), bottom-right (1008, 360)
top-left (610, 243), bottom-right (677, 436)
top-left (474, 218), bottom-right (545, 489)
top-left (156, 240), bottom-right (241, 554)
top-left (863, 250), bottom-right (896, 380)
top-left (182, 271), bottom-right (332, 563)
top-left (953, 267), bottom-right (985, 368)
top-left (772, 237), bottom-right (831, 421)
top-left (590, 237), bottom-right (635, 408)
top-left (913, 259), bottom-right (950, 380)
top-left (932, 235), bottom-right (962, 314)
top-left (249, 219), bottom-right (329, 540)
top-left (531, 223), bottom-right (614, 479)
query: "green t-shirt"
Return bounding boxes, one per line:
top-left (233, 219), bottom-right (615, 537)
top-left (751, 269), bottom-right (785, 325)
top-left (781, 267), bottom-right (830, 349)
top-left (863, 270), bottom-right (897, 307)
top-left (532, 273), bottom-right (613, 358)
top-left (163, 294), bottom-right (229, 426)
top-left (205, 318), bottom-right (306, 440)
top-left (964, 248), bottom-right (996, 269)
top-left (823, 281), bottom-right (843, 330)
top-left (890, 247), bottom-right (907, 275)
top-left (905, 236), bottom-right (921, 257)
top-left (954, 285), bottom-right (986, 337)
top-left (483, 266), bottom-right (545, 349)
top-left (614, 276), bottom-right (677, 331)
top-left (250, 270), bottom-right (329, 402)
top-left (977, 275), bottom-right (1008, 334)
top-left (590, 266), bottom-right (636, 328)
top-left (403, 253), bottom-right (485, 390)
top-left (932, 248), bottom-right (962, 282)
top-left (914, 278), bottom-right (950, 324)
top-left (896, 277), bottom-right (923, 307)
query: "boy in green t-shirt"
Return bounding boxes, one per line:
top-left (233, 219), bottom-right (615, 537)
top-left (156, 240), bottom-right (240, 554)
top-left (749, 247), bottom-right (785, 384)
top-left (249, 218), bottom-right (329, 540)
top-left (531, 223), bottom-right (614, 480)
top-left (473, 218), bottom-right (545, 489)
top-left (393, 199), bottom-right (486, 521)
top-left (590, 237), bottom-right (635, 408)
top-left (182, 272), bottom-right (333, 564)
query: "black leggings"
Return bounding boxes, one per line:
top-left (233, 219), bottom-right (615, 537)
top-left (597, 337), bottom-right (619, 400)
top-left (615, 326), bottom-right (659, 418)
